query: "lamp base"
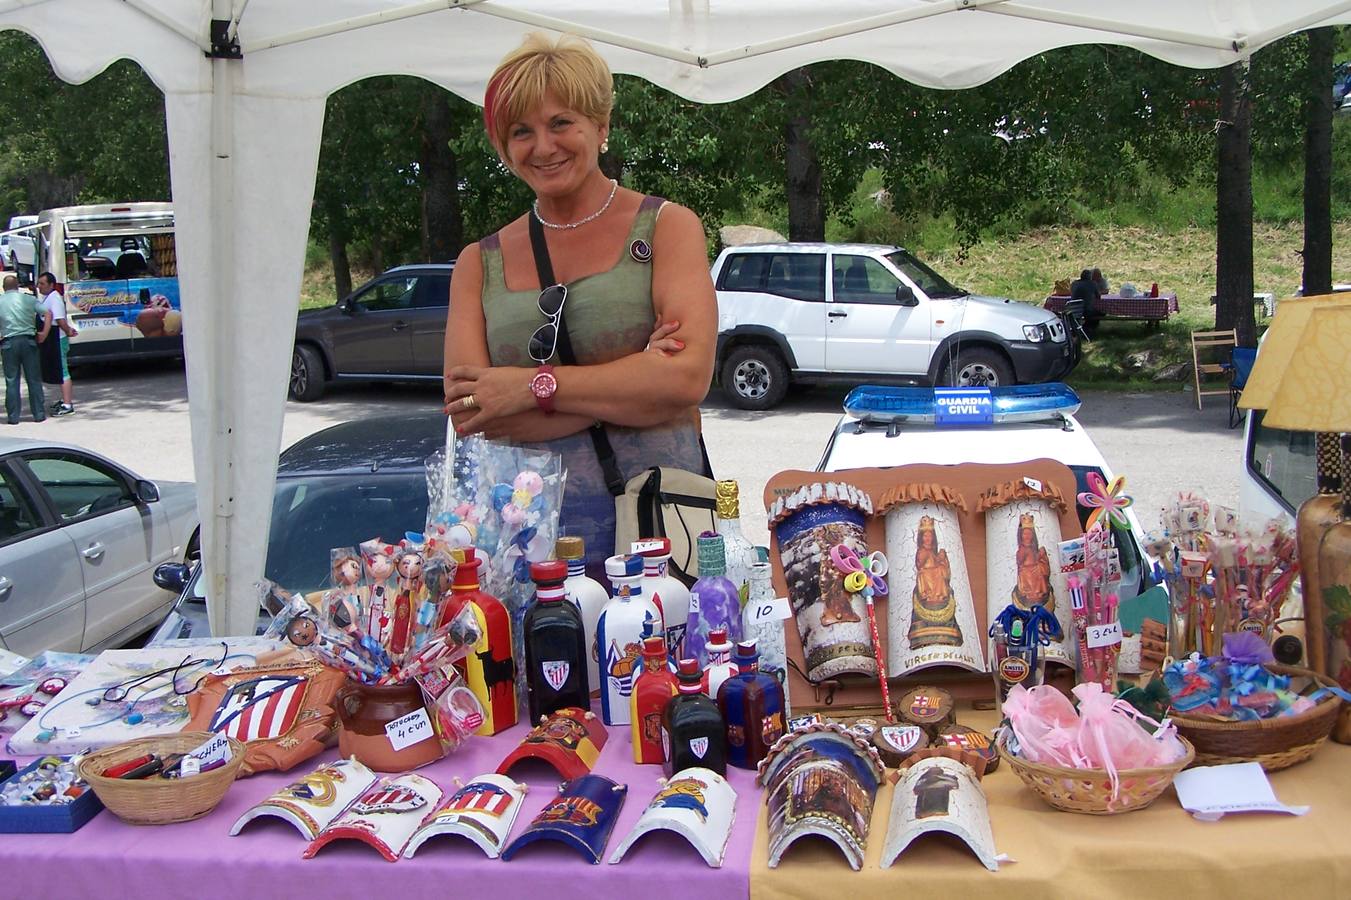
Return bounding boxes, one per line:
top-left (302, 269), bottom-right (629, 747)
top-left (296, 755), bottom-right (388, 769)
top-left (1297, 494), bottom-right (1342, 673)
top-left (1316, 519), bottom-right (1351, 744)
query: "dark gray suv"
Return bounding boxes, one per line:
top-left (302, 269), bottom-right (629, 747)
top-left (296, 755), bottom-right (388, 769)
top-left (289, 263), bottom-right (453, 401)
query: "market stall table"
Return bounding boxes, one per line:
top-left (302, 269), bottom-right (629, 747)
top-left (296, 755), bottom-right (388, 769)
top-left (2, 702), bottom-right (759, 900)
top-left (1044, 292), bottom-right (1180, 325)
top-left (751, 707), bottom-right (1351, 898)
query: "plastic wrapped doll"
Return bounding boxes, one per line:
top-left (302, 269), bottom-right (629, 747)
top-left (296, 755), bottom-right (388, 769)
top-left (392, 545), bottom-right (429, 658)
top-left (324, 549), bottom-right (365, 634)
top-left (361, 540), bottom-right (399, 646)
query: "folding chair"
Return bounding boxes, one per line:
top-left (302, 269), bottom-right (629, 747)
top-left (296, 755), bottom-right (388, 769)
top-left (1190, 328), bottom-right (1237, 411)
top-left (1227, 346), bottom-right (1258, 429)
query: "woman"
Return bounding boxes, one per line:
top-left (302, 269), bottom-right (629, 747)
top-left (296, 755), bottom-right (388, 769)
top-left (443, 33), bottom-right (716, 577)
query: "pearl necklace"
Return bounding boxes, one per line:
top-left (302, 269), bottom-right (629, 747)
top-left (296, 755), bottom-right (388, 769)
top-left (533, 179), bottom-right (619, 230)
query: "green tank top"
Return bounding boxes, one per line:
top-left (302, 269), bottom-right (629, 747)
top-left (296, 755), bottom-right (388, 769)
top-left (477, 195), bottom-right (705, 573)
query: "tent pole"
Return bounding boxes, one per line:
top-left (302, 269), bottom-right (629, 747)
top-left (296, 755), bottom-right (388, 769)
top-left (984, 4), bottom-right (1243, 52)
top-left (241, 0), bottom-right (485, 54)
top-left (120, 0), bottom-right (208, 48)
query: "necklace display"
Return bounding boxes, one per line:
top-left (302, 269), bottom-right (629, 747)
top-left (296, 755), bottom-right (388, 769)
top-left (533, 178), bottom-right (619, 230)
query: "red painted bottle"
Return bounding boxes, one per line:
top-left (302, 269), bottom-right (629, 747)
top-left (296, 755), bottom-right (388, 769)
top-left (449, 550), bottom-right (517, 735)
top-left (630, 635), bottom-right (678, 764)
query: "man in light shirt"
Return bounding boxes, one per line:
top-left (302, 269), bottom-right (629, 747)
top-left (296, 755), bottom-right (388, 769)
top-left (0, 274), bottom-right (49, 423)
top-left (36, 271), bottom-right (75, 416)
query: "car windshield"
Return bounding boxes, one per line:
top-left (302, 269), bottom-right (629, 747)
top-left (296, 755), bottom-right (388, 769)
top-left (885, 249), bottom-right (966, 298)
top-left (263, 473), bottom-right (430, 593)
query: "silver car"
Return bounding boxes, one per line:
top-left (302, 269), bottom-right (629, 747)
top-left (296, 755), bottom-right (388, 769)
top-left (0, 437), bottom-right (197, 655)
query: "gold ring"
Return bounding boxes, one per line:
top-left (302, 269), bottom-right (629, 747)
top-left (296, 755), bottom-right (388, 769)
top-left (461, 394), bottom-right (477, 410)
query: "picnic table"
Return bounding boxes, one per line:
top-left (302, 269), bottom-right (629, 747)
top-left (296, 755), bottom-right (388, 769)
top-left (1044, 292), bottom-right (1179, 327)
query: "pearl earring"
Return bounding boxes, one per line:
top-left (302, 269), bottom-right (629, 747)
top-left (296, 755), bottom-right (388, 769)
top-left (600, 140), bottom-right (609, 154)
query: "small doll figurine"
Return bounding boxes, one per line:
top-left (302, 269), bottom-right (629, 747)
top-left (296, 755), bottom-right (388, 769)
top-left (393, 545), bottom-right (430, 658)
top-left (362, 539), bottom-right (399, 646)
top-left (324, 549), bottom-right (365, 634)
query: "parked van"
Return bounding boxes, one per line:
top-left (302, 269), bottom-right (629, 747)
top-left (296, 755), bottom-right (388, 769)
top-left (36, 202), bottom-right (183, 363)
top-left (1, 214), bottom-right (38, 280)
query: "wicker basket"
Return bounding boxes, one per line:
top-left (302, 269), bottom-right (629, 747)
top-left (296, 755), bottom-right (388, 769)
top-left (76, 732), bottom-right (246, 825)
top-left (1169, 663), bottom-right (1342, 771)
top-left (998, 733), bottom-right (1194, 815)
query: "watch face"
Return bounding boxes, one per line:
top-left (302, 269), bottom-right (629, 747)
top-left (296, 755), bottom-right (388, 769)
top-left (532, 372), bottom-right (557, 399)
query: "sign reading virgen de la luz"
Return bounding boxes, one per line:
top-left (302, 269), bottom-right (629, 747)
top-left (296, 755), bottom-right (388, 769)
top-left (934, 388), bottom-right (994, 426)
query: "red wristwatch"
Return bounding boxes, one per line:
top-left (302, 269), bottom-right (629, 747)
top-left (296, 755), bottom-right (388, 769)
top-left (530, 365), bottom-right (558, 414)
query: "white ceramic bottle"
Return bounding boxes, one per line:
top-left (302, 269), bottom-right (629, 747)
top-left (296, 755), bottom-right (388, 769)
top-left (633, 537), bottom-right (691, 660)
top-left (557, 536), bottom-right (607, 697)
top-left (742, 561), bottom-right (792, 718)
top-left (715, 480), bottom-right (758, 609)
top-left (597, 554), bottom-right (665, 726)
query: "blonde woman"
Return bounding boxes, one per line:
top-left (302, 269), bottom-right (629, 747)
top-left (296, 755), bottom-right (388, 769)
top-left (443, 34), bottom-right (716, 577)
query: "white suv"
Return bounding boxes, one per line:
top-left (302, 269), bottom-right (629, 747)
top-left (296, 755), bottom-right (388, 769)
top-left (713, 243), bottom-right (1075, 410)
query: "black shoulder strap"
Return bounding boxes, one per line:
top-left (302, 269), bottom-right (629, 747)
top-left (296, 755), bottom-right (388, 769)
top-left (526, 213), bottom-right (627, 496)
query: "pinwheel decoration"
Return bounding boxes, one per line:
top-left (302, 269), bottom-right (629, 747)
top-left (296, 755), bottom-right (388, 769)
top-left (1077, 471), bottom-right (1133, 531)
top-left (830, 544), bottom-right (893, 721)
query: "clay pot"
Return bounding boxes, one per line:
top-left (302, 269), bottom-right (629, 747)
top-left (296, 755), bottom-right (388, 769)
top-left (336, 681), bottom-right (446, 772)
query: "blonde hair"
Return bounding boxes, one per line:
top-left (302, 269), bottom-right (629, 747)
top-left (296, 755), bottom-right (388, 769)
top-left (483, 33), bottom-right (613, 153)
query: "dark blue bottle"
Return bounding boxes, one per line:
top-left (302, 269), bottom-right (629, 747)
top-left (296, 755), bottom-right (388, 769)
top-left (716, 640), bottom-right (786, 769)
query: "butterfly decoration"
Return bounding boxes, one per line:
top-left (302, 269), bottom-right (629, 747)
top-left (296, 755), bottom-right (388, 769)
top-left (1076, 471), bottom-right (1133, 531)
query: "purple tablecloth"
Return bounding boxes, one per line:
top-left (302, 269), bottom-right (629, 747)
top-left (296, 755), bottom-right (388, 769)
top-left (3, 703), bottom-right (760, 899)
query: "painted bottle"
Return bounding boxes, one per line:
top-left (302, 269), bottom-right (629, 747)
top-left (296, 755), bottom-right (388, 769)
top-left (596, 554), bottom-right (664, 726)
top-left (715, 479), bottom-right (758, 607)
top-left (662, 658), bottom-right (727, 777)
top-left (686, 533), bottom-right (742, 667)
top-left (742, 561), bottom-right (790, 717)
top-left (717, 640), bottom-right (786, 769)
top-left (629, 635), bottom-right (678, 765)
top-left (523, 560), bottom-right (590, 722)
top-left (449, 550), bottom-right (518, 735)
top-left (558, 536), bottom-right (607, 696)
top-left (634, 537), bottom-right (691, 661)
top-left (702, 627), bottom-right (738, 700)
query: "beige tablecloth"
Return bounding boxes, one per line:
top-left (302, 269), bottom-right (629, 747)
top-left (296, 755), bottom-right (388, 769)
top-left (751, 709), bottom-right (1351, 898)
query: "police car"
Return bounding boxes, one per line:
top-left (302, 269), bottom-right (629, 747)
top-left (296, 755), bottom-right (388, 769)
top-left (815, 382), bottom-right (1153, 599)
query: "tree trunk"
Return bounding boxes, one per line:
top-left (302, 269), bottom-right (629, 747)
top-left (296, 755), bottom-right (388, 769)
top-left (1215, 60), bottom-right (1256, 348)
top-left (321, 195), bottom-right (353, 300)
top-left (1303, 28), bottom-right (1334, 298)
top-left (420, 86), bottom-right (462, 261)
top-left (781, 68), bottom-right (824, 242)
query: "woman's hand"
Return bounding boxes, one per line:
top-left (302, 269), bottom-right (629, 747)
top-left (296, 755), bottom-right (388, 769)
top-left (443, 364), bottom-right (536, 434)
top-left (646, 320), bottom-right (685, 357)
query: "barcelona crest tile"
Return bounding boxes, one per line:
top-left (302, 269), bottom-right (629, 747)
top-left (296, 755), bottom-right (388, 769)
top-left (500, 774), bottom-right (628, 864)
top-left (496, 707), bottom-right (608, 780)
top-left (608, 768), bottom-right (737, 868)
top-left (231, 757), bottom-right (376, 840)
top-left (404, 773), bottom-right (527, 859)
top-left (302, 773), bottom-right (442, 863)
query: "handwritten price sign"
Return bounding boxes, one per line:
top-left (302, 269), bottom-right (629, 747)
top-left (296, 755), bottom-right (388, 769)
top-left (385, 707), bottom-right (434, 751)
top-left (1086, 622), bottom-right (1123, 649)
top-left (747, 596), bottom-right (792, 627)
top-left (631, 540), bottom-right (665, 554)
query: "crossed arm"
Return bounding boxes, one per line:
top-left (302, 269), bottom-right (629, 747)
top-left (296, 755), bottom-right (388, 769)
top-left (443, 203), bottom-right (716, 442)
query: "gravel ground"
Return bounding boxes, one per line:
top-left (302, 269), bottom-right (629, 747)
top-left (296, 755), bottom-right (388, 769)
top-left (7, 362), bottom-right (1244, 546)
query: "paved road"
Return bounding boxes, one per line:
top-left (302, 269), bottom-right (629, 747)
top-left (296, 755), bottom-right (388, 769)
top-left (7, 363), bottom-right (1244, 546)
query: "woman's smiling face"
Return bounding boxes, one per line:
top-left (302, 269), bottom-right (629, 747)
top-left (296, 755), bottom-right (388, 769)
top-left (503, 90), bottom-right (607, 198)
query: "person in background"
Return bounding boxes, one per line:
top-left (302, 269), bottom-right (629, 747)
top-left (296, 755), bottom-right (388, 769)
top-left (0, 274), bottom-right (49, 423)
top-left (1090, 267), bottom-right (1110, 295)
top-left (443, 33), bottom-right (715, 577)
top-left (36, 272), bottom-right (75, 416)
top-left (1069, 268), bottom-right (1101, 337)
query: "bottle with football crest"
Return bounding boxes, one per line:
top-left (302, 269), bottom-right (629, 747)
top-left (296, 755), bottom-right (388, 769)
top-left (630, 635), bottom-right (678, 764)
top-left (717, 640), bottom-right (786, 769)
top-left (557, 536), bottom-right (607, 696)
top-left (448, 549), bottom-right (517, 735)
top-left (596, 554), bottom-right (665, 726)
top-left (715, 480), bottom-right (758, 607)
top-left (634, 537), bottom-right (691, 660)
top-left (524, 560), bottom-right (590, 722)
top-left (686, 533), bottom-right (742, 667)
top-left (663, 658), bottom-right (727, 777)
top-left (702, 627), bottom-right (738, 700)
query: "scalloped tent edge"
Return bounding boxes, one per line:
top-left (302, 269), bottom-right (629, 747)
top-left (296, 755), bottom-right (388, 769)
top-left (1, 0), bottom-right (1346, 634)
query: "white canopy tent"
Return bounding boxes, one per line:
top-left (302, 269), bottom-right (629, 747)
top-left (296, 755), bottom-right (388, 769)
top-left (1, 0), bottom-right (1347, 634)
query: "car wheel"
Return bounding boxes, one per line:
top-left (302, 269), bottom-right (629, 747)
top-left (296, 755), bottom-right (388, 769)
top-left (721, 345), bottom-right (789, 410)
top-left (945, 348), bottom-right (1013, 388)
top-left (289, 344), bottom-right (326, 402)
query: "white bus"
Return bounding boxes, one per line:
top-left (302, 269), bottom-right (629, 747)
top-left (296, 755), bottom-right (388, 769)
top-left (27, 202), bottom-right (183, 362)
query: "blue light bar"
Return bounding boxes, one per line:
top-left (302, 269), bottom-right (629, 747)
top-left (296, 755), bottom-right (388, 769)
top-left (843, 382), bottom-right (1081, 425)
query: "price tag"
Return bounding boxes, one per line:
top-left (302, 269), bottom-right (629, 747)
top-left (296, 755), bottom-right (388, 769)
top-left (1086, 622), bottom-right (1123, 649)
top-left (747, 596), bottom-right (792, 627)
top-left (1022, 477), bottom-right (1043, 492)
top-left (688, 591), bottom-right (700, 614)
top-left (385, 707), bottom-right (434, 751)
top-left (188, 733), bottom-right (232, 766)
top-left (631, 539), bottom-right (665, 554)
